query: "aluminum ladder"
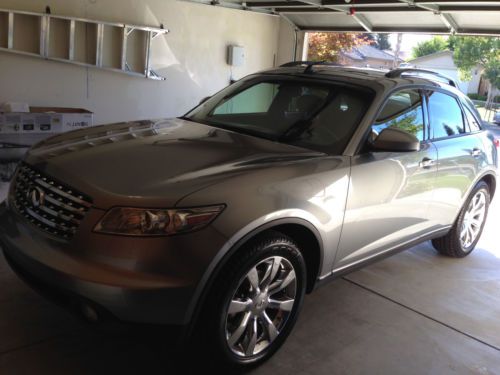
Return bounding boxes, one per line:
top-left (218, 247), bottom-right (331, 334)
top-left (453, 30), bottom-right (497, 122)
top-left (0, 7), bottom-right (169, 80)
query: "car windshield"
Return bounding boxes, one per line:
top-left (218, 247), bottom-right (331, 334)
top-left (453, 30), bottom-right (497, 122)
top-left (185, 76), bottom-right (373, 154)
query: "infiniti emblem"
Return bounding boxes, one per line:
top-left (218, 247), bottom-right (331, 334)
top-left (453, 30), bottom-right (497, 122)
top-left (27, 186), bottom-right (46, 208)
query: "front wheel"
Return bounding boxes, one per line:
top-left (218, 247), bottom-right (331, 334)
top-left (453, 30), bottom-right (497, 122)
top-left (199, 231), bottom-right (307, 369)
top-left (432, 181), bottom-right (490, 258)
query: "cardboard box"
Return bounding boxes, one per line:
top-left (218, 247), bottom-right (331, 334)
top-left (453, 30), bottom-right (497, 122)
top-left (0, 107), bottom-right (94, 164)
top-left (1, 107), bottom-right (93, 136)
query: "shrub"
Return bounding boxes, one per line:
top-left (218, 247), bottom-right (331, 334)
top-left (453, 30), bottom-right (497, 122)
top-left (468, 94), bottom-right (487, 101)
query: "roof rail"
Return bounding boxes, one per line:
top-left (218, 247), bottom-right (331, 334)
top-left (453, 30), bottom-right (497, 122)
top-left (280, 60), bottom-right (341, 74)
top-left (386, 68), bottom-right (458, 88)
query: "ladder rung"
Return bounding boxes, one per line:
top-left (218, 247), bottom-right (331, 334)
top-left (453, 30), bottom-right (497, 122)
top-left (96, 23), bottom-right (104, 67)
top-left (68, 19), bottom-right (75, 61)
top-left (7, 12), bottom-right (13, 49)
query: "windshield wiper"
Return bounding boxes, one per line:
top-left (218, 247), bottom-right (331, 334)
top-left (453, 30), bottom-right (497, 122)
top-left (279, 119), bottom-right (313, 142)
top-left (280, 90), bottom-right (337, 142)
top-left (184, 117), bottom-right (279, 142)
top-left (178, 116), bottom-right (195, 122)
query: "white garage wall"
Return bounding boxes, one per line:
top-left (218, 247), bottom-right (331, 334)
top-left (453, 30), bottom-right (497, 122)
top-left (276, 19), bottom-right (307, 66)
top-left (0, 0), bottom-right (285, 125)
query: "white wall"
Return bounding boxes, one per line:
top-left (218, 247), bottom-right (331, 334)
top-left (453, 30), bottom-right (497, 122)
top-left (276, 18), bottom-right (298, 66)
top-left (0, 0), bottom-right (284, 125)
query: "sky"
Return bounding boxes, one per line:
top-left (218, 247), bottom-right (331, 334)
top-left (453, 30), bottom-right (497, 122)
top-left (389, 33), bottom-right (435, 53)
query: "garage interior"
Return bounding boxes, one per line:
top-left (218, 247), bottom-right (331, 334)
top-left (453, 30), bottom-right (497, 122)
top-left (1, 0), bottom-right (500, 373)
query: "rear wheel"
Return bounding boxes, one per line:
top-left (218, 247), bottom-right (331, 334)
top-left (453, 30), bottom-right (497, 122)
top-left (432, 181), bottom-right (490, 258)
top-left (197, 231), bottom-right (306, 369)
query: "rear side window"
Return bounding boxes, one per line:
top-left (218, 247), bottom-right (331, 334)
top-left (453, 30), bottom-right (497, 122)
top-left (428, 91), bottom-right (465, 139)
top-left (373, 90), bottom-right (425, 142)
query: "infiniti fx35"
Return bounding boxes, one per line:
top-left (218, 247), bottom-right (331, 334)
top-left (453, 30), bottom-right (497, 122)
top-left (1, 63), bottom-right (497, 369)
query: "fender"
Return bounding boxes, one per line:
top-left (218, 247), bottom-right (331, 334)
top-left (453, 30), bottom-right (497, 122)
top-left (450, 170), bottom-right (497, 225)
top-left (181, 214), bottom-right (324, 341)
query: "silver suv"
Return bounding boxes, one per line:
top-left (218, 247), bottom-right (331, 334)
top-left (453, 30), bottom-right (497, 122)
top-left (0, 63), bottom-right (498, 369)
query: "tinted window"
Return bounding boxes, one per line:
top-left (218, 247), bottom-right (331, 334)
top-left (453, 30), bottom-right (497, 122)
top-left (428, 92), bottom-right (465, 139)
top-left (290, 91), bottom-right (370, 153)
top-left (373, 90), bottom-right (425, 141)
top-left (187, 78), bottom-right (372, 154)
top-left (464, 106), bottom-right (482, 132)
top-left (213, 83), bottom-right (279, 115)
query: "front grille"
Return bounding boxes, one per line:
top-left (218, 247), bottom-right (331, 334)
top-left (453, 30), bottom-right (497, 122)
top-left (12, 163), bottom-right (93, 240)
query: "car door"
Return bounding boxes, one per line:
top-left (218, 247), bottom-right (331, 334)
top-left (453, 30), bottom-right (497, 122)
top-left (426, 89), bottom-right (487, 227)
top-left (334, 89), bottom-right (438, 268)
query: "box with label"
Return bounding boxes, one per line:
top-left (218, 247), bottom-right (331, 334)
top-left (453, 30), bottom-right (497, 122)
top-left (31, 107), bottom-right (93, 133)
top-left (0, 107), bottom-right (94, 163)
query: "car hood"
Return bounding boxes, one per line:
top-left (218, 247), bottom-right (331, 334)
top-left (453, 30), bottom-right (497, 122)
top-left (24, 118), bottom-right (323, 209)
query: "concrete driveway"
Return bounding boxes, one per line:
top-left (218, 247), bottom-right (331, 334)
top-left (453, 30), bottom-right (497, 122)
top-left (0, 182), bottom-right (499, 374)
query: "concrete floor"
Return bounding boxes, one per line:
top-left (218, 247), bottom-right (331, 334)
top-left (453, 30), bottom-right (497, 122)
top-left (1, 182), bottom-right (500, 374)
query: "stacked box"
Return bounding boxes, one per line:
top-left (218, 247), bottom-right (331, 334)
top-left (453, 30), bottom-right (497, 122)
top-left (0, 107), bottom-right (94, 179)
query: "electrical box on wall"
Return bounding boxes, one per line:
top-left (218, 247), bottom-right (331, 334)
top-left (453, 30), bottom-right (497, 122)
top-left (227, 45), bottom-right (245, 67)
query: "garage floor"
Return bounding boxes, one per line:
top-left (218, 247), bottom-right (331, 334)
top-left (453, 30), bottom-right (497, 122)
top-left (1, 183), bottom-right (499, 374)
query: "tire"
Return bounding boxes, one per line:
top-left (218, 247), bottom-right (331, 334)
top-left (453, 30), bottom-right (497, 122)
top-left (194, 230), bottom-right (307, 370)
top-left (432, 181), bottom-right (490, 258)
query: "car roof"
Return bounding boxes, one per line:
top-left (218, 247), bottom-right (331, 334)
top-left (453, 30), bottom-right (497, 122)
top-left (258, 65), bottom-right (459, 94)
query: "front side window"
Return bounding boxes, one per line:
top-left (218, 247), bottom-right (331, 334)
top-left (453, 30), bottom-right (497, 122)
top-left (187, 77), bottom-right (373, 154)
top-left (373, 90), bottom-right (425, 142)
top-left (428, 91), bottom-right (465, 139)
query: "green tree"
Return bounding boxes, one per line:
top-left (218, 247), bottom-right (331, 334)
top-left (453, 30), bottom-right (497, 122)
top-left (388, 113), bottom-right (423, 137)
top-left (483, 60), bottom-right (500, 90)
top-left (411, 36), bottom-right (448, 58)
top-left (447, 35), bottom-right (458, 51)
top-left (376, 34), bottom-right (391, 50)
top-left (452, 36), bottom-right (500, 92)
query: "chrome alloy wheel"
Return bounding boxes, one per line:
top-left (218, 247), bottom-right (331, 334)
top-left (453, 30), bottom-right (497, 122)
top-left (225, 256), bottom-right (297, 357)
top-left (461, 190), bottom-right (487, 249)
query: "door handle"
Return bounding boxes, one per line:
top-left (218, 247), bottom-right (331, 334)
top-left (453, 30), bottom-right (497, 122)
top-left (419, 157), bottom-right (435, 169)
top-left (471, 148), bottom-right (481, 157)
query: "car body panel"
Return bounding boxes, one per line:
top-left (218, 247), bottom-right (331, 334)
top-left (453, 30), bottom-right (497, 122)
top-left (335, 142), bottom-right (438, 268)
top-left (429, 133), bottom-right (489, 225)
top-left (25, 118), bottom-right (323, 210)
top-left (177, 155), bottom-right (351, 278)
top-left (0, 200), bottom-right (230, 324)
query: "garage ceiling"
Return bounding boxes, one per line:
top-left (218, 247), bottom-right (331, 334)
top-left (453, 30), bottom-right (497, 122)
top-left (185, 0), bottom-right (500, 35)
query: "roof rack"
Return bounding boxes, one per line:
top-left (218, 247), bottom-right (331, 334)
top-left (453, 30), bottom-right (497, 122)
top-left (280, 60), bottom-right (341, 74)
top-left (386, 68), bottom-right (458, 88)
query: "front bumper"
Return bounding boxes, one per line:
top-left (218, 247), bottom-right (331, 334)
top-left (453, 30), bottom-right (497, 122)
top-left (0, 201), bottom-right (228, 325)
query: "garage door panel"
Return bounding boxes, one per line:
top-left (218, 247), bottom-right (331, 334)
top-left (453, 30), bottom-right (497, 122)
top-left (362, 11), bottom-right (444, 29)
top-left (287, 13), bottom-right (361, 29)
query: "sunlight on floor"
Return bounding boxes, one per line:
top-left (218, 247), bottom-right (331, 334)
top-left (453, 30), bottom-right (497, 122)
top-left (477, 195), bottom-right (500, 258)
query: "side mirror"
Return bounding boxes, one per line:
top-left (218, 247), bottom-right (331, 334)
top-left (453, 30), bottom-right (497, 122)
top-left (371, 127), bottom-right (420, 152)
top-left (199, 96), bottom-right (211, 105)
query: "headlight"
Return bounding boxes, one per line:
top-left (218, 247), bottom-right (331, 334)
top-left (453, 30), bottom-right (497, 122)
top-left (94, 205), bottom-right (225, 236)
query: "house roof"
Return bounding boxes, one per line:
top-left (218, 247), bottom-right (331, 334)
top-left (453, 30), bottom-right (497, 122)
top-left (341, 45), bottom-right (400, 62)
top-left (407, 50), bottom-right (453, 64)
top-left (383, 49), bottom-right (411, 62)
